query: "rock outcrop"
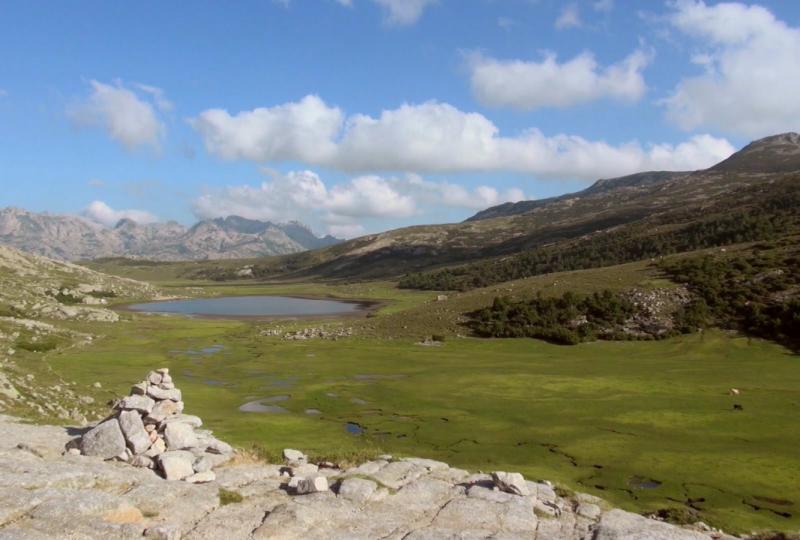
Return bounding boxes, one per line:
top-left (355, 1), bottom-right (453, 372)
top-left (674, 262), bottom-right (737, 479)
top-left (0, 365), bottom-right (742, 539)
top-left (72, 368), bottom-right (234, 483)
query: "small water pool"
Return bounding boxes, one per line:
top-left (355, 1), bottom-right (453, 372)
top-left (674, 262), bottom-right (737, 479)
top-left (127, 295), bottom-right (366, 318)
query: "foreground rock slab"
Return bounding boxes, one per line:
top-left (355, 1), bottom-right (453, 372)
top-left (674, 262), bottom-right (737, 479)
top-left (0, 413), bottom-right (743, 540)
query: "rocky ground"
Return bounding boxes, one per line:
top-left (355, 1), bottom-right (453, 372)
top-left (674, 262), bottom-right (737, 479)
top-left (0, 244), bottom-right (161, 324)
top-left (0, 245), bottom-right (165, 425)
top-left (0, 414), bottom-right (738, 539)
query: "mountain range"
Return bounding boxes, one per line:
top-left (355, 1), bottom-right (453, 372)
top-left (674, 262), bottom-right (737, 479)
top-left (173, 132), bottom-right (800, 282)
top-left (0, 210), bottom-right (341, 261)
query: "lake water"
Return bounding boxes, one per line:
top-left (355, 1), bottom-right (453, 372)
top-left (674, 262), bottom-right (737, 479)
top-left (128, 295), bottom-right (364, 317)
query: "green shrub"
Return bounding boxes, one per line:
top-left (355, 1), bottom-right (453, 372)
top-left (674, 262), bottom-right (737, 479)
top-left (218, 488), bottom-right (243, 505)
top-left (16, 337), bottom-right (60, 352)
top-left (468, 290), bottom-right (636, 345)
top-left (52, 292), bottom-right (82, 305)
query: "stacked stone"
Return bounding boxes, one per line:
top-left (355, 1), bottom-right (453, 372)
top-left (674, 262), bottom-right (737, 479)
top-left (74, 368), bottom-right (234, 482)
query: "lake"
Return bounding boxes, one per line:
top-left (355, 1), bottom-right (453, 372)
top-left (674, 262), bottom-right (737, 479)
top-left (127, 295), bottom-right (366, 318)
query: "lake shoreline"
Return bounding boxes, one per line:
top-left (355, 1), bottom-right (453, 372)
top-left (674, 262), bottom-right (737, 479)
top-left (115, 293), bottom-right (386, 321)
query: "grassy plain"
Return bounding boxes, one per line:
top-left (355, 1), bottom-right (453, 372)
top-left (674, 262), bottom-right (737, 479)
top-left (34, 289), bottom-right (800, 531)
top-left (35, 259), bottom-right (800, 534)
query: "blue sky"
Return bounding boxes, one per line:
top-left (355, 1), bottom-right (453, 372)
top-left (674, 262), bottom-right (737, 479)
top-left (1, 0), bottom-right (798, 237)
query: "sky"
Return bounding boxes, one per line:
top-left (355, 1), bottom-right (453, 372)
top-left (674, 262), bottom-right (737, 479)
top-left (1, 0), bottom-right (799, 238)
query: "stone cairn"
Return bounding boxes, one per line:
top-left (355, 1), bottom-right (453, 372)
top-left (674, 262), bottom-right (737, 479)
top-left (69, 368), bottom-right (234, 482)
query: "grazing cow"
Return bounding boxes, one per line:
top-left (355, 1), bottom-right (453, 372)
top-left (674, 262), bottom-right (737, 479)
top-left (733, 404), bottom-right (744, 411)
top-left (729, 388), bottom-right (740, 396)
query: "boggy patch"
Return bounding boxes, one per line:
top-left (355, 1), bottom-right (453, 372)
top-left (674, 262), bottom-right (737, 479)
top-left (345, 422), bottom-right (364, 435)
top-left (628, 476), bottom-right (662, 490)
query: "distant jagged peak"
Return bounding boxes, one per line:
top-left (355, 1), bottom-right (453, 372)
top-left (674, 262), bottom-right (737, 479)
top-left (113, 217), bottom-right (138, 230)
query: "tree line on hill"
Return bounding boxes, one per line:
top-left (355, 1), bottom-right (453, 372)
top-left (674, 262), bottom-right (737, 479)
top-left (399, 178), bottom-right (800, 292)
top-left (467, 245), bottom-right (800, 352)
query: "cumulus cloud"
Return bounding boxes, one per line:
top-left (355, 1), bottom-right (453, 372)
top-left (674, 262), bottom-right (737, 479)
top-left (191, 95), bottom-right (342, 163)
top-left (68, 80), bottom-right (166, 150)
top-left (372, 0), bottom-right (436, 25)
top-left (82, 200), bottom-right (159, 227)
top-left (555, 4), bottom-right (581, 29)
top-left (468, 48), bottom-right (651, 110)
top-left (69, 81), bottom-right (165, 150)
top-left (191, 170), bottom-right (527, 238)
top-left (664, 0), bottom-right (800, 137)
top-left (192, 170), bottom-right (410, 224)
top-left (192, 95), bottom-right (735, 179)
top-left (395, 175), bottom-right (526, 210)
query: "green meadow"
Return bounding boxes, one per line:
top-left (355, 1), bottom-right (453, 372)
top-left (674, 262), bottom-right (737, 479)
top-left (42, 298), bottom-right (800, 535)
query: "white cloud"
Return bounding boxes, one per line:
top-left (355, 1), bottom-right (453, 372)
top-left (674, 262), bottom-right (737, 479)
top-left (664, 0), bottom-right (800, 137)
top-left (191, 170), bottom-right (527, 238)
top-left (327, 176), bottom-right (415, 218)
top-left (327, 223), bottom-right (365, 238)
top-left (469, 48), bottom-right (651, 110)
top-left (191, 95), bottom-right (342, 164)
top-left (372, 0), bottom-right (436, 25)
top-left (397, 174), bottom-right (526, 210)
top-left (191, 170), bottom-right (412, 237)
top-left (192, 169), bottom-right (412, 220)
top-left (192, 95), bottom-right (735, 179)
top-left (68, 80), bottom-right (165, 150)
top-left (555, 4), bottom-right (581, 29)
top-left (134, 83), bottom-right (173, 112)
top-left (335, 0), bottom-right (353, 6)
top-left (593, 0), bottom-right (614, 13)
top-left (82, 200), bottom-right (159, 227)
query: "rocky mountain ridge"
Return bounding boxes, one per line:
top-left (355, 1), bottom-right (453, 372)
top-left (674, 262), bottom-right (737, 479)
top-left (468, 132), bottom-right (800, 222)
top-left (183, 132), bottom-right (800, 282)
top-left (0, 208), bottom-right (341, 261)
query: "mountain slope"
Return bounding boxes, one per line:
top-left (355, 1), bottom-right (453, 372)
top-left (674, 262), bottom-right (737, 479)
top-left (184, 132), bottom-right (800, 282)
top-left (0, 209), bottom-right (341, 261)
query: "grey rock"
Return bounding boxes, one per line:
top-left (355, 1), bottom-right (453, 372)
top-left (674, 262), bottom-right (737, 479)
top-left (144, 525), bottom-right (181, 540)
top-left (283, 448), bottom-right (307, 464)
top-left (130, 382), bottom-right (147, 396)
top-left (130, 454), bottom-right (155, 468)
top-left (164, 422), bottom-right (199, 450)
top-left (295, 476), bottom-right (329, 494)
top-left (146, 399), bottom-right (178, 423)
top-left (338, 477), bottom-right (377, 504)
top-left (79, 418), bottom-right (126, 459)
top-left (147, 385), bottom-right (181, 402)
top-left (193, 455), bottom-right (213, 473)
top-left (144, 437), bottom-right (166, 457)
top-left (372, 460), bottom-right (427, 490)
top-left (118, 394), bottom-right (155, 414)
top-left (594, 509), bottom-right (712, 540)
top-left (204, 436), bottom-right (233, 455)
top-left (158, 450), bottom-right (195, 481)
top-left (118, 409), bottom-right (151, 455)
top-left (491, 471), bottom-right (530, 496)
top-left (576, 501), bottom-right (602, 520)
top-left (185, 470), bottom-right (216, 484)
top-left (291, 463), bottom-right (319, 477)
